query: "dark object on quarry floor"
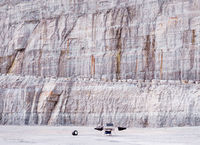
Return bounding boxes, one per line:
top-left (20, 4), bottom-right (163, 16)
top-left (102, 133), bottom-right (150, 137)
top-left (118, 127), bottom-right (127, 131)
top-left (106, 123), bottom-right (114, 127)
top-left (72, 130), bottom-right (78, 136)
top-left (105, 130), bottom-right (112, 135)
top-left (94, 127), bottom-right (103, 131)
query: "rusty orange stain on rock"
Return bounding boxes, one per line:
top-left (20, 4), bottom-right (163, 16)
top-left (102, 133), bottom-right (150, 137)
top-left (192, 30), bottom-right (196, 45)
top-left (116, 50), bottom-right (121, 80)
top-left (67, 39), bottom-right (70, 54)
top-left (144, 35), bottom-right (151, 68)
top-left (91, 55), bottom-right (95, 75)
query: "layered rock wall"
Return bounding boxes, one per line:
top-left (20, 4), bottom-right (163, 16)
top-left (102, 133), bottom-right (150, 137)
top-left (0, 0), bottom-right (200, 127)
top-left (0, 74), bottom-right (200, 127)
top-left (0, 0), bottom-right (200, 80)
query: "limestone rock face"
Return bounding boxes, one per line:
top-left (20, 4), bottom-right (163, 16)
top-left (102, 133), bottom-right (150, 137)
top-left (0, 0), bottom-right (200, 80)
top-left (0, 0), bottom-right (200, 127)
top-left (0, 74), bottom-right (200, 127)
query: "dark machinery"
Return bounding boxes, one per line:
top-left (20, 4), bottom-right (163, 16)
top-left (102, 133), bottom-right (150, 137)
top-left (94, 123), bottom-right (127, 135)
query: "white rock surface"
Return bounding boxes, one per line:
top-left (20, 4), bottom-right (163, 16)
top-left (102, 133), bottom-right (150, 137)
top-left (0, 74), bottom-right (200, 127)
top-left (0, 0), bottom-right (200, 80)
top-left (0, 0), bottom-right (200, 127)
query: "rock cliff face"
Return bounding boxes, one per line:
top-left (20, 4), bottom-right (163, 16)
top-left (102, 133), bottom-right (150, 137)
top-left (0, 74), bottom-right (200, 127)
top-left (0, 0), bottom-right (200, 127)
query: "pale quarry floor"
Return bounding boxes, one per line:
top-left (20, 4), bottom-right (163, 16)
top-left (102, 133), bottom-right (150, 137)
top-left (0, 126), bottom-right (200, 145)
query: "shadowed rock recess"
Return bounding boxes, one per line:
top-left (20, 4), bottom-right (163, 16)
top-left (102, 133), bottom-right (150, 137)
top-left (0, 0), bottom-right (200, 127)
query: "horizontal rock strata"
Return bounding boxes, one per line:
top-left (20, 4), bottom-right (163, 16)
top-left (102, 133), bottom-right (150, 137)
top-left (0, 0), bottom-right (200, 127)
top-left (0, 0), bottom-right (200, 80)
top-left (0, 74), bottom-right (200, 127)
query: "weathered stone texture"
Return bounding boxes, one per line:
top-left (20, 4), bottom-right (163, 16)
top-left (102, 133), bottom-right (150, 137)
top-left (0, 74), bottom-right (200, 127)
top-left (0, 0), bottom-right (200, 80)
top-left (0, 0), bottom-right (200, 127)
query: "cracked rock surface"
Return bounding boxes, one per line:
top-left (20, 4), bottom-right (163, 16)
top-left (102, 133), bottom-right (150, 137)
top-left (0, 74), bottom-right (200, 127)
top-left (0, 0), bottom-right (200, 127)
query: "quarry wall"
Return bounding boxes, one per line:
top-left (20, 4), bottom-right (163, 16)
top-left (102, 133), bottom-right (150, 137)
top-left (0, 0), bottom-right (200, 127)
top-left (0, 0), bottom-right (200, 80)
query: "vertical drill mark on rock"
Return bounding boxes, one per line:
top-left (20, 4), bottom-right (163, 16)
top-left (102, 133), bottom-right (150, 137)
top-left (188, 30), bottom-right (196, 76)
top-left (116, 51), bottom-right (121, 80)
top-left (38, 49), bottom-right (42, 76)
top-left (192, 30), bottom-right (196, 45)
top-left (116, 27), bottom-right (122, 80)
top-left (58, 50), bottom-right (66, 77)
top-left (135, 56), bottom-right (138, 78)
top-left (91, 55), bottom-right (95, 76)
top-left (0, 113), bottom-right (2, 125)
top-left (144, 35), bottom-right (155, 79)
top-left (144, 35), bottom-right (151, 68)
top-left (0, 94), bottom-right (3, 123)
top-left (151, 35), bottom-right (156, 79)
top-left (67, 39), bottom-right (70, 55)
top-left (160, 50), bottom-right (163, 79)
top-left (43, 21), bottom-right (47, 44)
top-left (110, 55), bottom-right (115, 80)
